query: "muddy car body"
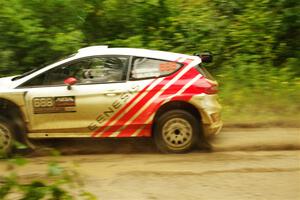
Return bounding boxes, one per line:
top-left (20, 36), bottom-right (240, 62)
top-left (0, 46), bottom-right (222, 154)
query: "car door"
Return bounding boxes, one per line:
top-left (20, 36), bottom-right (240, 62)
top-left (21, 55), bottom-right (136, 135)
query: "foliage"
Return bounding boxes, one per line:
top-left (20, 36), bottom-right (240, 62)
top-left (0, 156), bottom-right (97, 200)
top-left (0, 0), bottom-right (299, 122)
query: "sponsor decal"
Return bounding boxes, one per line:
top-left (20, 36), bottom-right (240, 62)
top-left (88, 85), bottom-right (140, 131)
top-left (55, 96), bottom-right (76, 107)
top-left (159, 62), bottom-right (178, 72)
top-left (33, 96), bottom-right (76, 114)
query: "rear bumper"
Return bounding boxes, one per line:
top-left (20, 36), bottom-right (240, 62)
top-left (203, 119), bottom-right (223, 137)
top-left (189, 94), bottom-right (223, 137)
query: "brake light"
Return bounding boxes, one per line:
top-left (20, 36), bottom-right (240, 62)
top-left (205, 84), bottom-right (219, 94)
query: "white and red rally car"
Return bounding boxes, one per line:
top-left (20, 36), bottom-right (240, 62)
top-left (0, 46), bottom-right (222, 154)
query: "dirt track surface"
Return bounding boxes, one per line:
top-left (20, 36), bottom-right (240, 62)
top-left (1, 128), bottom-right (300, 200)
top-left (211, 127), bottom-right (300, 151)
top-left (29, 127), bottom-right (300, 155)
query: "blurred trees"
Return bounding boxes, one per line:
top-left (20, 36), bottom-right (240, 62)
top-left (0, 0), bottom-right (299, 122)
top-left (0, 0), bottom-right (298, 74)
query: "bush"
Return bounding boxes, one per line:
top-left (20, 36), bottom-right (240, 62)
top-left (0, 155), bottom-right (97, 200)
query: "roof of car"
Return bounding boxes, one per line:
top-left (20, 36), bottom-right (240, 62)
top-left (7, 46), bottom-right (201, 88)
top-left (75, 46), bottom-right (197, 62)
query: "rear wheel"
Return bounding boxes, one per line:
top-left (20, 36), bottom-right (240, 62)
top-left (0, 117), bottom-right (14, 157)
top-left (154, 110), bottom-right (200, 153)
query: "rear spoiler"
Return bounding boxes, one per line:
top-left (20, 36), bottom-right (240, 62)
top-left (194, 52), bottom-right (213, 63)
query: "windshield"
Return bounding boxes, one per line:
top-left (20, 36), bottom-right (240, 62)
top-left (11, 53), bottom-right (76, 81)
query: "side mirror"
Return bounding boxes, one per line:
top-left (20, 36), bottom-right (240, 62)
top-left (64, 77), bottom-right (77, 90)
top-left (200, 52), bottom-right (213, 63)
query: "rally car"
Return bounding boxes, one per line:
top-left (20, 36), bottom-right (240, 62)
top-left (0, 46), bottom-right (222, 155)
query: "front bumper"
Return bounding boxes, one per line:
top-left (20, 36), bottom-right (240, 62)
top-left (189, 94), bottom-right (223, 137)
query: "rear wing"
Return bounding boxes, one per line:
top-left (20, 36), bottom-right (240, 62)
top-left (194, 52), bottom-right (213, 63)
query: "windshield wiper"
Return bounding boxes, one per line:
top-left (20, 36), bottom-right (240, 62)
top-left (11, 68), bottom-right (39, 81)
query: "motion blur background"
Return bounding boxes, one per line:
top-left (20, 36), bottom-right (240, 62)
top-left (0, 0), bottom-right (299, 125)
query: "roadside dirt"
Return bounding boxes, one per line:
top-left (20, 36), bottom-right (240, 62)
top-left (223, 120), bottom-right (300, 128)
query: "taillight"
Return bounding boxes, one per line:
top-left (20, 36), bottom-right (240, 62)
top-left (205, 84), bottom-right (219, 94)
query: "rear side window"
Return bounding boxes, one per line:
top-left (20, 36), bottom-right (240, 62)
top-left (130, 57), bottom-right (181, 80)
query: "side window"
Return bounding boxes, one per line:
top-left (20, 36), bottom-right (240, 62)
top-left (81, 56), bottom-right (129, 83)
top-left (23, 56), bottom-right (129, 87)
top-left (130, 57), bottom-right (182, 80)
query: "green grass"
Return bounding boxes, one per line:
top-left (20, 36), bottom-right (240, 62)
top-left (219, 82), bottom-right (300, 126)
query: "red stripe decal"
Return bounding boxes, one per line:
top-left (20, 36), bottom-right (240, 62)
top-left (101, 62), bottom-right (193, 137)
top-left (92, 57), bottom-right (195, 138)
top-left (91, 79), bottom-right (156, 137)
top-left (92, 79), bottom-right (156, 136)
top-left (117, 67), bottom-right (198, 137)
top-left (137, 124), bottom-right (152, 137)
top-left (98, 76), bottom-right (172, 137)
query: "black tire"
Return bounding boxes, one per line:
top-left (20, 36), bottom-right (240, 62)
top-left (0, 116), bottom-right (15, 157)
top-left (154, 110), bottom-right (200, 153)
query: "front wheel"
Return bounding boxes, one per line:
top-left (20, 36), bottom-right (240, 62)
top-left (0, 117), bottom-right (14, 157)
top-left (154, 110), bottom-right (200, 153)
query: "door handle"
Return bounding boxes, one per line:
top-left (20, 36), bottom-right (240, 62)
top-left (105, 93), bottom-right (117, 97)
top-left (104, 90), bottom-right (124, 96)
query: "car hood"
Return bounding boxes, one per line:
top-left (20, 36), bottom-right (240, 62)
top-left (0, 76), bottom-right (16, 90)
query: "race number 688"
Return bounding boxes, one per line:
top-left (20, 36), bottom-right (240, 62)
top-left (33, 97), bottom-right (54, 108)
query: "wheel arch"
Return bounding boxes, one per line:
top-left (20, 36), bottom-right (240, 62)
top-left (0, 98), bottom-right (27, 143)
top-left (152, 100), bottom-right (203, 136)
